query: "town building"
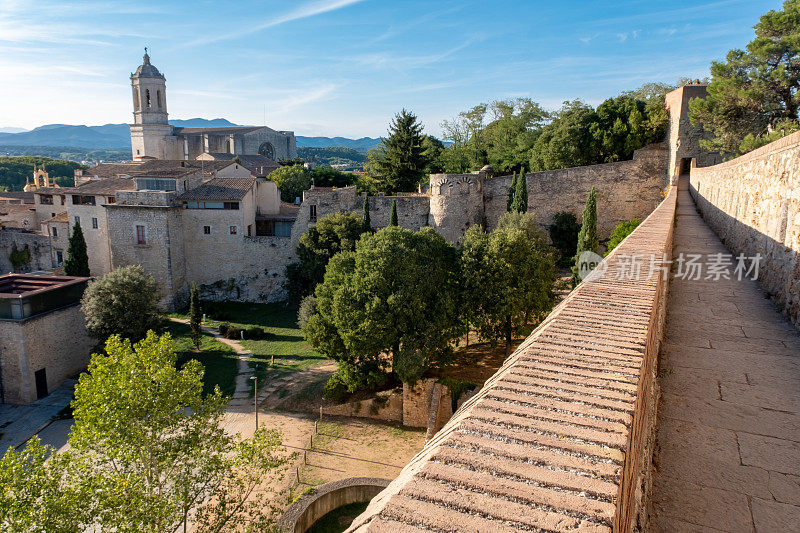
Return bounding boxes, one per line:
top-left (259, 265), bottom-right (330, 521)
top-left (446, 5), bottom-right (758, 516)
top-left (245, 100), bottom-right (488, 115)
top-left (0, 274), bottom-right (93, 404)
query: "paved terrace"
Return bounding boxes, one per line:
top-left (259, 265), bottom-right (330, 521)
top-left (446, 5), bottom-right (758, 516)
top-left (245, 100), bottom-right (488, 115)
top-left (349, 183), bottom-right (679, 532)
top-left (651, 180), bottom-right (800, 531)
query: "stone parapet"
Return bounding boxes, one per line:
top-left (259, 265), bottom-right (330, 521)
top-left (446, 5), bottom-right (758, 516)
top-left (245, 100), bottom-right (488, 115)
top-left (690, 131), bottom-right (800, 327)
top-left (347, 181), bottom-right (679, 533)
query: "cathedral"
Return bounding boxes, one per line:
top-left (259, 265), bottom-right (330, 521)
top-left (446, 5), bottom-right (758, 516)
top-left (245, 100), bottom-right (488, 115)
top-left (129, 50), bottom-right (297, 162)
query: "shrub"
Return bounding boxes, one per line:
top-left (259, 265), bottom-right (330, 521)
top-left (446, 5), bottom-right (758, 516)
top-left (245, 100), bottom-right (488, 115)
top-left (605, 218), bottom-right (641, 256)
top-left (297, 295), bottom-right (316, 330)
top-left (245, 326), bottom-right (274, 340)
top-left (218, 323), bottom-right (230, 336)
top-left (323, 373), bottom-right (349, 403)
top-left (225, 327), bottom-right (243, 340)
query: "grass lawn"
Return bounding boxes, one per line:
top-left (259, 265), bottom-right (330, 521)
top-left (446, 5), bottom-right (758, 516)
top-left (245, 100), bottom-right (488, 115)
top-left (167, 321), bottom-right (239, 397)
top-left (170, 302), bottom-right (328, 392)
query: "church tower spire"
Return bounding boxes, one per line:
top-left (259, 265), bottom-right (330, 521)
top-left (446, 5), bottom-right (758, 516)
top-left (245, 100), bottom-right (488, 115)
top-left (129, 49), bottom-right (176, 161)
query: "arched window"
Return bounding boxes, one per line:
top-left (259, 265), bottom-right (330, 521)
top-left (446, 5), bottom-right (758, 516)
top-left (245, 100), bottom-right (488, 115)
top-left (133, 90), bottom-right (140, 110)
top-left (258, 142), bottom-right (275, 160)
top-left (156, 90), bottom-right (162, 109)
top-left (145, 89), bottom-right (151, 108)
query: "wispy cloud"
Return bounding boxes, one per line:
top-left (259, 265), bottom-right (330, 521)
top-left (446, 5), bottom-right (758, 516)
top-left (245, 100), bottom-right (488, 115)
top-left (188, 0), bottom-right (366, 46)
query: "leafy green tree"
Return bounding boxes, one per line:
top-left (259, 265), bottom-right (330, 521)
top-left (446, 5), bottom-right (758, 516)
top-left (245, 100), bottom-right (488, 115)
top-left (63, 221), bottom-right (89, 277)
top-left (0, 437), bottom-right (92, 532)
top-left (530, 100), bottom-right (599, 171)
top-left (605, 218), bottom-right (641, 256)
top-left (0, 156), bottom-right (85, 191)
top-left (549, 211), bottom-right (581, 267)
top-left (362, 196), bottom-right (371, 233)
top-left (303, 227), bottom-right (461, 386)
top-left (390, 199), bottom-right (398, 226)
top-left (572, 187), bottom-right (599, 286)
top-left (367, 109), bottom-right (429, 192)
top-left (81, 264), bottom-right (161, 342)
top-left (507, 172), bottom-right (517, 212)
top-left (268, 164), bottom-right (311, 202)
top-left (511, 171), bottom-right (528, 213)
top-left (421, 134), bottom-right (446, 174)
top-left (189, 283), bottom-right (201, 350)
top-left (69, 332), bottom-right (288, 532)
top-left (462, 214), bottom-right (554, 355)
top-left (311, 165), bottom-right (356, 187)
top-left (689, 1), bottom-right (800, 155)
top-left (284, 211), bottom-right (366, 301)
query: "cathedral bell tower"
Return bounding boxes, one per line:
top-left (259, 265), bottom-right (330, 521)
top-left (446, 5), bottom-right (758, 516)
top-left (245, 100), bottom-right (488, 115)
top-left (129, 49), bottom-right (175, 161)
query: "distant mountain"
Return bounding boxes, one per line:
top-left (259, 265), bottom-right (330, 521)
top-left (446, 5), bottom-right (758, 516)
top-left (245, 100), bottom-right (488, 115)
top-left (296, 136), bottom-right (381, 152)
top-left (0, 119), bottom-right (382, 153)
top-left (0, 127), bottom-right (27, 133)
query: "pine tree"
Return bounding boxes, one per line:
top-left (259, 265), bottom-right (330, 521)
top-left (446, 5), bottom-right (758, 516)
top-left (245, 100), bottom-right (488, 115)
top-left (511, 171), bottom-right (528, 213)
top-left (390, 199), bottom-right (398, 226)
top-left (370, 109), bottom-right (429, 192)
top-left (362, 196), bottom-right (371, 233)
top-left (571, 187), bottom-right (599, 286)
top-left (64, 220), bottom-right (90, 277)
top-left (507, 172), bottom-right (517, 212)
top-left (189, 284), bottom-right (201, 350)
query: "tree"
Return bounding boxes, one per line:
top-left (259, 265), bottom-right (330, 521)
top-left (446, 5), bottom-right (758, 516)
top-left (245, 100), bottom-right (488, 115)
top-left (0, 437), bottom-right (91, 532)
top-left (69, 332), bottom-right (288, 532)
top-left (303, 227), bottom-right (461, 386)
top-left (81, 264), bottom-right (161, 342)
top-left (368, 109), bottom-right (429, 192)
top-left (63, 220), bottom-right (89, 277)
top-left (284, 211), bottom-right (366, 301)
top-left (511, 171), bottom-right (528, 213)
top-left (268, 164), bottom-right (311, 202)
top-left (689, 1), bottom-right (800, 155)
top-left (390, 199), bottom-right (398, 226)
top-left (549, 211), bottom-right (581, 267)
top-left (461, 214), bottom-right (555, 355)
top-left (362, 196), bottom-right (371, 233)
top-left (189, 283), bottom-right (201, 350)
top-left (605, 218), bottom-right (641, 256)
top-left (506, 172), bottom-right (517, 212)
top-left (572, 187), bottom-right (599, 286)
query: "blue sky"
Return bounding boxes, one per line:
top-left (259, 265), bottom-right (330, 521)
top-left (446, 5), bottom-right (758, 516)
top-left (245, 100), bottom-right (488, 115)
top-left (0, 0), bottom-right (782, 138)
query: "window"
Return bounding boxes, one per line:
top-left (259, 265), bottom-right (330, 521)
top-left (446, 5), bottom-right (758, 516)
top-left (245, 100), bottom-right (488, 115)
top-left (72, 195), bottom-right (96, 206)
top-left (255, 219), bottom-right (293, 237)
top-left (135, 178), bottom-right (176, 191)
top-left (136, 225), bottom-right (146, 245)
top-left (224, 202), bottom-right (239, 210)
top-left (92, 218), bottom-right (98, 229)
top-left (309, 204), bottom-right (317, 222)
top-left (107, 196), bottom-right (115, 204)
top-left (156, 90), bottom-right (162, 109)
top-left (39, 194), bottom-right (53, 205)
top-left (51, 226), bottom-right (58, 237)
top-left (74, 216), bottom-right (80, 225)
top-left (50, 213), bottom-right (55, 218)
top-left (184, 201), bottom-right (239, 210)
top-left (230, 226), bottom-right (237, 235)
top-left (145, 89), bottom-right (151, 108)
top-left (247, 224), bottom-right (252, 237)
top-left (56, 251), bottom-right (63, 265)
top-left (59, 196), bottom-right (64, 205)
top-left (203, 226), bottom-right (211, 235)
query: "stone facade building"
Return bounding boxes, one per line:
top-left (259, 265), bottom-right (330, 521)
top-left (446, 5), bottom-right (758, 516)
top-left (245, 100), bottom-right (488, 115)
top-left (129, 51), bottom-right (297, 162)
top-left (0, 274), bottom-right (93, 404)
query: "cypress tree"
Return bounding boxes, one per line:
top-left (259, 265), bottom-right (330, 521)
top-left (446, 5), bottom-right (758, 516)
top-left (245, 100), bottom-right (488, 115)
top-left (390, 199), bottom-right (398, 226)
top-left (189, 283), bottom-right (202, 350)
top-left (507, 172), bottom-right (517, 212)
top-left (511, 171), bottom-right (528, 213)
top-left (362, 196), bottom-right (371, 233)
top-left (64, 220), bottom-right (90, 277)
top-left (571, 187), bottom-right (599, 286)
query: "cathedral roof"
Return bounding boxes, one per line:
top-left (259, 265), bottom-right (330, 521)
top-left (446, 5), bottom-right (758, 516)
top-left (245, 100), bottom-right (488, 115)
top-left (132, 50), bottom-right (164, 79)
top-left (173, 126), bottom-right (263, 135)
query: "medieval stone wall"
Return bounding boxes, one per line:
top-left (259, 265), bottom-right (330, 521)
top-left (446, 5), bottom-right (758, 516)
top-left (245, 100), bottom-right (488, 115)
top-left (690, 131), bottom-right (800, 327)
top-left (483, 143), bottom-right (668, 239)
top-left (0, 229), bottom-right (54, 273)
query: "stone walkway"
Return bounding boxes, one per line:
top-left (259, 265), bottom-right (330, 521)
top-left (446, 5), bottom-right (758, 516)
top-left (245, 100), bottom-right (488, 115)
top-left (651, 179), bottom-right (800, 531)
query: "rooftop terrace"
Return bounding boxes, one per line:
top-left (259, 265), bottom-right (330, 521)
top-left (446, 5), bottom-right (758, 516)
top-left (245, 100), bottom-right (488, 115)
top-left (0, 274), bottom-right (89, 320)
